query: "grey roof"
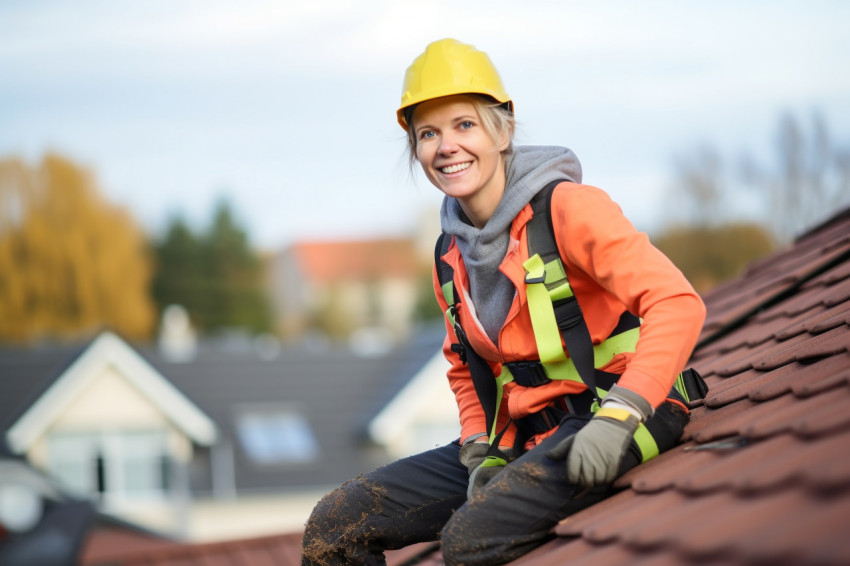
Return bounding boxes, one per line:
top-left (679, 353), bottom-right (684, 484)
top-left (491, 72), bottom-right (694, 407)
top-left (0, 324), bottom-right (446, 495)
top-left (0, 344), bottom-right (89, 431)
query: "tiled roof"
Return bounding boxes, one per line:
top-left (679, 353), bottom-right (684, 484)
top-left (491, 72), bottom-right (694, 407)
top-left (140, 326), bottom-right (444, 494)
top-left (80, 518), bottom-right (180, 565)
top-left (80, 530), bottom-right (438, 566)
top-left (290, 238), bottom-right (423, 284)
top-left (400, 208), bottom-right (850, 565)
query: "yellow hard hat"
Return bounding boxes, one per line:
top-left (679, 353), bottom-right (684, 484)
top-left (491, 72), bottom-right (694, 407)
top-left (397, 38), bottom-right (513, 131)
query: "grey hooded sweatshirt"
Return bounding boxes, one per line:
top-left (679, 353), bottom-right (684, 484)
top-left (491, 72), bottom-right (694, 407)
top-left (440, 145), bottom-right (582, 343)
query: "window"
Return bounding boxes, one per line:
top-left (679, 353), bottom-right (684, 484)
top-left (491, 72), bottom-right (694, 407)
top-left (235, 406), bottom-right (318, 465)
top-left (47, 432), bottom-right (99, 495)
top-left (47, 429), bottom-right (169, 501)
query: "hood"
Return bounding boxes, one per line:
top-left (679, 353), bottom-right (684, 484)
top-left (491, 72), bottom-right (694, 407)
top-left (439, 145), bottom-right (582, 341)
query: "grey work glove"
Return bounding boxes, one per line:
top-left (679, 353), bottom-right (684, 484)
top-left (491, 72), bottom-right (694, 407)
top-left (459, 441), bottom-right (511, 499)
top-left (547, 385), bottom-right (653, 487)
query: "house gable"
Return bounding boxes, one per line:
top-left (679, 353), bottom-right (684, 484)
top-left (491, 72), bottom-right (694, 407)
top-left (6, 331), bottom-right (217, 454)
top-left (368, 350), bottom-right (459, 458)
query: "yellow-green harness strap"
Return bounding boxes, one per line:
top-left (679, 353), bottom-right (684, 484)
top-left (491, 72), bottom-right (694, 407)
top-left (441, 280), bottom-right (457, 326)
top-left (488, 368), bottom-right (515, 442)
top-left (523, 252), bottom-right (641, 390)
top-left (541, 326), bottom-right (640, 385)
top-left (633, 424), bottom-right (660, 462)
top-left (523, 254), bottom-right (569, 364)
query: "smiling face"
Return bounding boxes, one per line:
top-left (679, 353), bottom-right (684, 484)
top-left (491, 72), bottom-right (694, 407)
top-left (411, 95), bottom-right (510, 228)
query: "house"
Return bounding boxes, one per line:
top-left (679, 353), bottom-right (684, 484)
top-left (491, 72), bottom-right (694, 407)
top-left (367, 348), bottom-right (459, 459)
top-left (0, 322), bottom-right (447, 542)
top-left (267, 237), bottom-right (430, 341)
top-left (0, 332), bottom-right (217, 537)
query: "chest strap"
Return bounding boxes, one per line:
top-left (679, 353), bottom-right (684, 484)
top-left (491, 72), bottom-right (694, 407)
top-left (522, 182), bottom-right (638, 406)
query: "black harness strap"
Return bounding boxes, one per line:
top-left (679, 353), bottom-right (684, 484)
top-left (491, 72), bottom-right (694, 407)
top-left (527, 180), bottom-right (602, 402)
top-left (436, 232), bottom-right (500, 438)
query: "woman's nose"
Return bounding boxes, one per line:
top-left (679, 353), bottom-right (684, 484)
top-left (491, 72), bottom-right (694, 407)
top-left (438, 133), bottom-right (459, 155)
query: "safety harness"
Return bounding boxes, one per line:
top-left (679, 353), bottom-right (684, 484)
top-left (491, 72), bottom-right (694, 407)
top-left (436, 180), bottom-right (707, 465)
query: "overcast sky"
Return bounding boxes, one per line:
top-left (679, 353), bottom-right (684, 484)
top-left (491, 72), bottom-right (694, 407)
top-left (2, 0), bottom-right (848, 249)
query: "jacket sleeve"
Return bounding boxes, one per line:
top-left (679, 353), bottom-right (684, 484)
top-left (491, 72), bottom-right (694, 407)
top-left (551, 184), bottom-right (707, 409)
top-left (432, 263), bottom-right (489, 444)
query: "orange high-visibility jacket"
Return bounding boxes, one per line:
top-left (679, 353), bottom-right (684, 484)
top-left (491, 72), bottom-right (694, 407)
top-left (433, 182), bottom-right (706, 448)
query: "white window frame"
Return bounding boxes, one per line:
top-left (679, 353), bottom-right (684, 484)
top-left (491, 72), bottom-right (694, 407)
top-left (46, 428), bottom-right (171, 504)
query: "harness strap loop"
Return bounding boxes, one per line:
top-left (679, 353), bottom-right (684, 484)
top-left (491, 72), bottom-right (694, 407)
top-left (634, 423), bottom-right (660, 463)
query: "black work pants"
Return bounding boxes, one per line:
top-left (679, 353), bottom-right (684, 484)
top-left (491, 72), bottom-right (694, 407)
top-left (301, 402), bottom-right (688, 566)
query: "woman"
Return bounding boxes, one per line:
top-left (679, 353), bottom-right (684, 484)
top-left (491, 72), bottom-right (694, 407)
top-left (301, 38), bottom-right (705, 566)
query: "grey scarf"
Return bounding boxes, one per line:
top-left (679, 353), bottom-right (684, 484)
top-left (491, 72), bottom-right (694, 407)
top-left (440, 145), bottom-right (582, 342)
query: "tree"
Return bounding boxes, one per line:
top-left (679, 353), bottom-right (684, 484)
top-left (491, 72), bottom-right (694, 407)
top-left (653, 223), bottom-right (775, 294)
top-left (150, 216), bottom-right (206, 324)
top-left (744, 111), bottom-right (850, 241)
top-left (671, 144), bottom-right (725, 227)
top-left (656, 109), bottom-right (849, 291)
top-left (0, 154), bottom-right (155, 343)
top-left (151, 200), bottom-right (272, 335)
top-left (667, 109), bottom-right (850, 242)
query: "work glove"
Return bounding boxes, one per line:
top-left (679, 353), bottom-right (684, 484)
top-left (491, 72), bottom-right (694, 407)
top-left (459, 440), bottom-right (512, 499)
top-left (547, 385), bottom-right (653, 487)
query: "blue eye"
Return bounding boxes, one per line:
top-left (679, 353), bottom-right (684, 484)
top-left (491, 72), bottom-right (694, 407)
top-left (460, 121), bottom-right (474, 129)
top-left (419, 130), bottom-right (436, 140)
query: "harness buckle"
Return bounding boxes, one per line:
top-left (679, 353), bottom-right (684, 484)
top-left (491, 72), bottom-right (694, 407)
top-left (451, 320), bottom-right (469, 364)
top-left (506, 360), bottom-right (551, 387)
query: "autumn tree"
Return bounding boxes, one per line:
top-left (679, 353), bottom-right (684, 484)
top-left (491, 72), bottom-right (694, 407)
top-left (653, 223), bottom-right (775, 293)
top-left (666, 110), bottom-right (849, 240)
top-left (0, 154), bottom-right (155, 343)
top-left (655, 109), bottom-right (848, 291)
top-left (151, 200), bottom-right (272, 335)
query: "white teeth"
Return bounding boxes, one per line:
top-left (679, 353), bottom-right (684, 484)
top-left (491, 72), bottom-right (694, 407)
top-left (441, 162), bottom-right (471, 174)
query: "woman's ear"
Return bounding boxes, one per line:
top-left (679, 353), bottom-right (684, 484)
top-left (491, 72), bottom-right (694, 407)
top-left (497, 127), bottom-right (511, 152)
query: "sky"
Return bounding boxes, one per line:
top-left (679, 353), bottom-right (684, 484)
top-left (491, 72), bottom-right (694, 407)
top-left (2, 0), bottom-right (849, 250)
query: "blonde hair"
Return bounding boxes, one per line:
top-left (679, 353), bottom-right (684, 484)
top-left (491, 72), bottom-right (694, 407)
top-left (406, 94), bottom-right (515, 170)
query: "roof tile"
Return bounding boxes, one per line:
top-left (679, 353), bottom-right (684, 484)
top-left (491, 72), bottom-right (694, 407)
top-left (572, 491), bottom-right (689, 545)
top-left (674, 434), bottom-right (800, 494)
top-left (754, 324), bottom-right (849, 370)
top-left (621, 444), bottom-right (724, 493)
top-left (750, 354), bottom-right (850, 401)
top-left (739, 390), bottom-right (828, 439)
top-left (556, 489), bottom-right (640, 536)
top-left (684, 397), bottom-right (757, 437)
top-left (699, 368), bottom-right (764, 406)
top-left (790, 390), bottom-right (850, 439)
top-left (672, 489), bottom-right (811, 561)
top-left (692, 396), bottom-right (796, 443)
top-left (734, 493), bottom-right (850, 566)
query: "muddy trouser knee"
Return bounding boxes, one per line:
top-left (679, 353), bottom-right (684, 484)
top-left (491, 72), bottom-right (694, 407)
top-left (301, 441), bottom-right (469, 565)
top-left (440, 401), bottom-right (689, 566)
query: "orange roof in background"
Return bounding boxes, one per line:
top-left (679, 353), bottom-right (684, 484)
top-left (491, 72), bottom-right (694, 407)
top-left (80, 525), bottom-right (180, 565)
top-left (80, 530), bottom-right (434, 566)
top-left (290, 238), bottom-right (423, 284)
